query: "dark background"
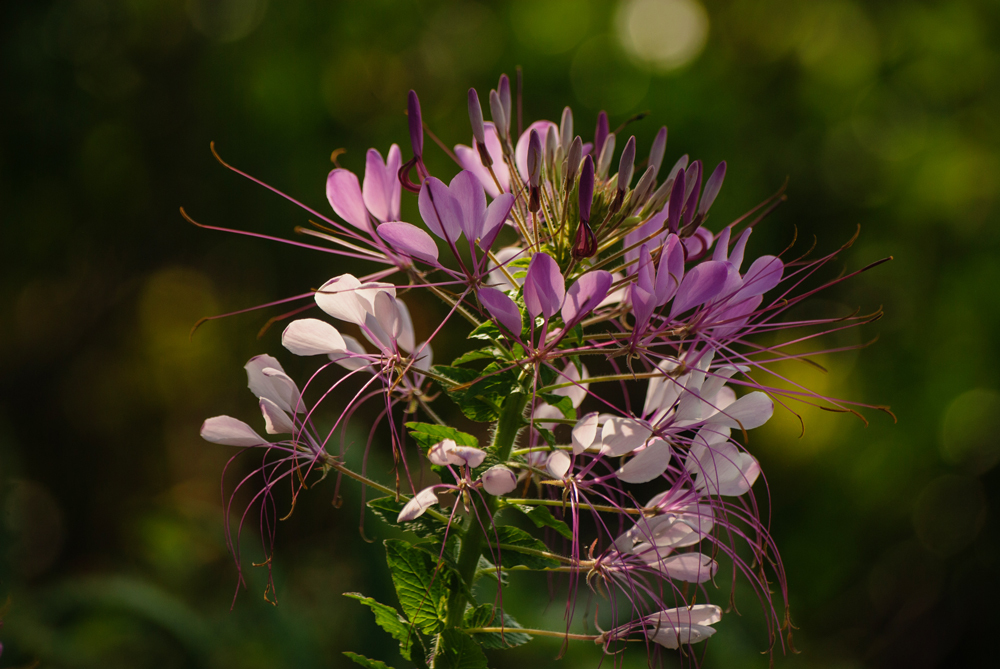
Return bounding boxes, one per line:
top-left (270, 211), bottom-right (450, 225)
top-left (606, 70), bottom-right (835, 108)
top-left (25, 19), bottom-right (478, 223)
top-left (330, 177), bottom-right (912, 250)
top-left (2, 0), bottom-right (999, 667)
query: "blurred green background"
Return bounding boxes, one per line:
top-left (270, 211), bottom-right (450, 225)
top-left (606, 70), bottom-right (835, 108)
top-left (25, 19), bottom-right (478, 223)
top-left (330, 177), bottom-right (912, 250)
top-left (2, 0), bottom-right (998, 667)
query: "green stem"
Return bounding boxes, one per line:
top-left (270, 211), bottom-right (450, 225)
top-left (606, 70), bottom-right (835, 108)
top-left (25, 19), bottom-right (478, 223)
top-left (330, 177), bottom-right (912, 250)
top-left (445, 392), bottom-right (529, 627)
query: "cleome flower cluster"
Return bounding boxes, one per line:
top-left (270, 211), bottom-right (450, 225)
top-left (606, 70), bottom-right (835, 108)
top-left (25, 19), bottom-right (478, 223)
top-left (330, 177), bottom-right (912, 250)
top-left (197, 72), bottom-right (888, 667)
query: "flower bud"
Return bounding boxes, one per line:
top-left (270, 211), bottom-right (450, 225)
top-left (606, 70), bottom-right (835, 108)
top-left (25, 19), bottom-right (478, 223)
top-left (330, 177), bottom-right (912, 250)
top-left (498, 74), bottom-right (512, 132)
top-left (468, 88), bottom-right (492, 168)
top-left (572, 219), bottom-right (597, 260)
top-left (527, 130), bottom-right (542, 186)
top-left (546, 125), bottom-right (558, 167)
top-left (560, 106), bottom-right (573, 151)
top-left (489, 89), bottom-right (507, 143)
top-left (481, 465), bottom-right (517, 496)
top-left (407, 90), bottom-right (423, 158)
top-left (564, 135), bottom-right (583, 187)
top-left (631, 165), bottom-right (657, 210)
top-left (594, 110), bottom-right (609, 159)
top-left (648, 126), bottom-right (667, 178)
top-left (579, 154), bottom-right (595, 223)
top-left (597, 132), bottom-right (616, 179)
top-left (618, 135), bottom-right (636, 195)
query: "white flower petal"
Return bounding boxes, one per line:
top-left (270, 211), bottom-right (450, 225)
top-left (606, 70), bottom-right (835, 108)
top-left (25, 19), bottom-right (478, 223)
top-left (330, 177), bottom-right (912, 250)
top-left (259, 398), bottom-right (295, 435)
top-left (282, 318), bottom-right (346, 356)
top-left (481, 466), bottom-right (517, 496)
top-left (200, 416), bottom-right (267, 446)
top-left (600, 417), bottom-right (651, 457)
top-left (616, 439), bottom-right (672, 484)
top-left (571, 412), bottom-right (600, 455)
top-left (547, 450), bottom-right (572, 479)
top-left (397, 486), bottom-right (439, 522)
top-left (704, 391), bottom-right (773, 430)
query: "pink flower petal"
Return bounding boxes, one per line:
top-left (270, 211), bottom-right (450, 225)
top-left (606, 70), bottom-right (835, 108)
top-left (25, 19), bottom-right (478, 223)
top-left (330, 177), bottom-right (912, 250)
top-left (326, 168), bottom-right (370, 231)
top-left (523, 252), bottom-right (565, 320)
top-left (259, 398), bottom-right (295, 435)
top-left (479, 287), bottom-right (522, 335)
top-left (281, 318), bottom-right (346, 356)
top-left (377, 221), bottom-right (439, 264)
top-left (362, 145), bottom-right (402, 222)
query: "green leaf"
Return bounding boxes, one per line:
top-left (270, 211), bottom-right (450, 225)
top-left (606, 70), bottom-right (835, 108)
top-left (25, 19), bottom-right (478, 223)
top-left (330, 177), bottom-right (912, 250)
top-left (432, 364), bottom-right (519, 422)
top-left (343, 652), bottom-right (397, 669)
top-left (385, 539), bottom-right (450, 635)
top-left (405, 422), bottom-right (479, 450)
top-left (534, 427), bottom-right (557, 447)
top-left (468, 320), bottom-right (502, 342)
top-left (433, 629), bottom-right (489, 669)
top-left (488, 526), bottom-right (560, 570)
top-left (464, 604), bottom-right (532, 649)
top-left (368, 496), bottom-right (447, 538)
top-left (510, 504), bottom-right (573, 540)
top-left (539, 393), bottom-right (577, 420)
top-left (344, 593), bottom-right (422, 662)
top-left (451, 347), bottom-right (499, 366)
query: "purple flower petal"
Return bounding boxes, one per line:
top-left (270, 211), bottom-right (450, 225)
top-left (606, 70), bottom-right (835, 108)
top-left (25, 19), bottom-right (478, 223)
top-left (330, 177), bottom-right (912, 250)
top-left (362, 145), bottom-right (402, 223)
top-left (562, 270), bottom-right (612, 326)
top-left (698, 161), bottom-right (726, 216)
top-left (666, 168), bottom-right (686, 234)
top-left (480, 193), bottom-right (515, 251)
top-left (669, 261), bottom-right (729, 318)
top-left (326, 168), bottom-right (370, 231)
top-left (449, 170), bottom-right (487, 242)
top-left (523, 252), bottom-right (565, 320)
top-left (739, 255), bottom-right (783, 298)
top-left (418, 177), bottom-right (464, 243)
top-left (377, 221), bottom-right (439, 264)
top-left (655, 234), bottom-right (685, 305)
top-left (479, 287), bottom-right (522, 335)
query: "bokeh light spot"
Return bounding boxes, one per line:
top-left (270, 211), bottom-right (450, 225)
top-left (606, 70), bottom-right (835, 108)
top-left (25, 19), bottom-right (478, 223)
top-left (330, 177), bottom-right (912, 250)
top-left (186, 0), bottom-right (268, 43)
top-left (615, 0), bottom-right (709, 72)
top-left (941, 388), bottom-right (1000, 474)
top-left (912, 474), bottom-right (986, 557)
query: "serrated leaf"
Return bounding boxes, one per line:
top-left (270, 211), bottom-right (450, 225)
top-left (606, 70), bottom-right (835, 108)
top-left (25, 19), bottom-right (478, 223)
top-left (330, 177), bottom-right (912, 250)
top-left (433, 629), bottom-right (489, 669)
top-left (468, 320), bottom-right (502, 342)
top-left (511, 504), bottom-right (573, 540)
top-left (344, 593), bottom-right (421, 662)
top-left (464, 604), bottom-right (532, 649)
top-left (488, 526), bottom-right (560, 570)
top-left (475, 555), bottom-right (508, 585)
top-left (368, 497), bottom-right (447, 538)
top-left (432, 364), bottom-right (519, 422)
top-left (405, 422), bottom-right (479, 450)
top-left (539, 393), bottom-right (577, 420)
top-left (385, 539), bottom-right (451, 635)
top-left (451, 347), bottom-right (499, 366)
top-left (534, 427), bottom-right (556, 447)
top-left (343, 652), bottom-right (397, 669)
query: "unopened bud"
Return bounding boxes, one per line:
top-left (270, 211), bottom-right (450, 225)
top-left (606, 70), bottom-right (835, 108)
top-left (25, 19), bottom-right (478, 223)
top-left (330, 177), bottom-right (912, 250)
top-left (407, 90), bottom-right (423, 158)
top-left (579, 155), bottom-right (595, 223)
top-left (560, 106), bottom-right (573, 150)
top-left (564, 135), bottom-right (583, 187)
top-left (546, 125), bottom-right (558, 167)
top-left (498, 74), bottom-right (512, 132)
top-left (594, 110), bottom-right (609, 159)
top-left (527, 129), bottom-right (542, 189)
top-left (631, 165), bottom-right (657, 209)
top-left (597, 132), bottom-right (616, 179)
top-left (467, 89), bottom-right (485, 144)
top-left (572, 219), bottom-right (597, 260)
top-left (489, 89), bottom-right (507, 143)
top-left (649, 126), bottom-right (667, 177)
top-left (618, 135), bottom-right (636, 194)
